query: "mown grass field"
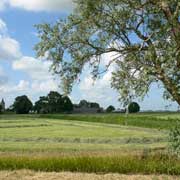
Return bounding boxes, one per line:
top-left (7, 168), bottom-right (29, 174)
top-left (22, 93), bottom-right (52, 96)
top-left (0, 113), bottom-right (180, 176)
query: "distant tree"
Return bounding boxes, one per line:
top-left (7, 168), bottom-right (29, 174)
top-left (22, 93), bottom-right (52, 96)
top-left (6, 105), bottom-right (14, 113)
top-left (62, 96), bottom-right (73, 112)
top-left (34, 96), bottom-right (49, 114)
top-left (13, 95), bottom-right (33, 114)
top-left (34, 91), bottom-right (73, 114)
top-left (47, 91), bottom-right (63, 113)
top-left (90, 102), bottom-right (100, 109)
top-left (106, 105), bottom-right (115, 113)
top-left (79, 100), bottom-right (89, 108)
top-left (128, 102), bottom-right (140, 113)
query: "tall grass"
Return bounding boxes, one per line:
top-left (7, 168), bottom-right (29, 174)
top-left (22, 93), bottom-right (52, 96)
top-left (0, 154), bottom-right (180, 175)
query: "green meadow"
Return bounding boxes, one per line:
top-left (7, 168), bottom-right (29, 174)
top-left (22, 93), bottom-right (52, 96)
top-left (0, 113), bottom-right (180, 175)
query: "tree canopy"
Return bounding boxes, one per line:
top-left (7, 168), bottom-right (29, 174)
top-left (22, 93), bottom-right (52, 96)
top-left (34, 91), bottom-right (73, 113)
top-left (106, 105), bottom-right (115, 113)
top-left (35, 0), bottom-right (180, 106)
top-left (128, 102), bottom-right (140, 113)
top-left (13, 95), bottom-right (33, 114)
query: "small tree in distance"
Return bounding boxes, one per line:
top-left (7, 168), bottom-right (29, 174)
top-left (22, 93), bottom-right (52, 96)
top-left (106, 105), bottom-right (115, 113)
top-left (128, 102), bottom-right (140, 113)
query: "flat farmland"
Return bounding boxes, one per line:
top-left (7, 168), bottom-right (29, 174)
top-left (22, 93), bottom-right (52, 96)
top-left (0, 114), bottom-right (168, 153)
top-left (0, 113), bottom-right (179, 176)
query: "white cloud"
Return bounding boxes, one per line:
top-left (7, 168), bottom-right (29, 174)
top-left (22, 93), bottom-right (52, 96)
top-left (12, 56), bottom-right (59, 96)
top-left (0, 18), bottom-right (60, 107)
top-left (0, 0), bottom-right (6, 11)
top-left (78, 68), bottom-right (119, 108)
top-left (8, 0), bottom-right (73, 12)
top-left (0, 18), bottom-right (22, 61)
top-left (72, 52), bottom-right (120, 108)
top-left (0, 19), bottom-right (7, 34)
top-left (0, 80), bottom-right (29, 93)
top-left (0, 65), bottom-right (8, 85)
top-left (16, 80), bottom-right (30, 91)
top-left (0, 37), bottom-right (22, 60)
top-left (13, 56), bottom-right (53, 81)
top-left (31, 80), bottom-right (58, 93)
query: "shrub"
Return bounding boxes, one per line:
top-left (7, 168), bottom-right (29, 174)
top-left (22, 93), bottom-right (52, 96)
top-left (128, 102), bottom-right (140, 113)
top-left (169, 122), bottom-right (180, 157)
top-left (106, 105), bottom-right (115, 113)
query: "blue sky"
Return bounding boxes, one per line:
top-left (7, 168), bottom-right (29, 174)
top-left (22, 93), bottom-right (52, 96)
top-left (0, 0), bottom-right (179, 111)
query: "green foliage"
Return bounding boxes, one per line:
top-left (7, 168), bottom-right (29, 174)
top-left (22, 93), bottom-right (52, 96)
top-left (62, 96), bottom-right (73, 112)
top-left (34, 96), bottom-right (49, 114)
top-left (169, 122), bottom-right (180, 157)
top-left (106, 105), bottom-right (115, 113)
top-left (13, 95), bottom-right (33, 114)
top-left (90, 102), bottom-right (100, 109)
top-left (77, 100), bottom-right (100, 109)
top-left (35, 0), bottom-right (180, 106)
top-left (128, 102), bottom-right (140, 113)
top-left (79, 100), bottom-right (89, 107)
top-left (34, 91), bottom-right (73, 113)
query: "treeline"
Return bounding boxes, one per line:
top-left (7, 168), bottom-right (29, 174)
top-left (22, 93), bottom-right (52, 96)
top-left (4, 91), bottom-right (140, 114)
top-left (6, 91), bottom-right (103, 114)
top-left (8, 91), bottom-right (73, 114)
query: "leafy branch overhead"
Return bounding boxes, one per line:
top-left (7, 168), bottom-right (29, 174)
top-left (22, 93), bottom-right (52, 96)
top-left (35, 0), bottom-right (180, 106)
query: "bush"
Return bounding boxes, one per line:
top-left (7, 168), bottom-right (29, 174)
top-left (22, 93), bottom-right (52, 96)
top-left (169, 122), bottom-right (180, 157)
top-left (106, 105), bottom-right (115, 113)
top-left (128, 102), bottom-right (140, 113)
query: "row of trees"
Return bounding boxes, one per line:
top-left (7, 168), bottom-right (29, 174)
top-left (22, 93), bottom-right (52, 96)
top-left (12, 91), bottom-right (73, 114)
top-left (10, 91), bottom-right (140, 114)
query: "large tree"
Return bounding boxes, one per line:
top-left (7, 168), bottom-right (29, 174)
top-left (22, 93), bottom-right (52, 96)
top-left (13, 95), bottom-right (33, 114)
top-left (35, 0), bottom-right (180, 106)
top-left (34, 91), bottom-right (73, 113)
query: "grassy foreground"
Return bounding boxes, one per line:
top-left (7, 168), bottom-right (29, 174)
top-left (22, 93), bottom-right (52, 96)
top-left (0, 113), bottom-right (179, 174)
top-left (0, 154), bottom-right (180, 175)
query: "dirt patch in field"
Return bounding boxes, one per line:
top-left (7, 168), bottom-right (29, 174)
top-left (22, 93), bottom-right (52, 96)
top-left (0, 170), bottom-right (179, 180)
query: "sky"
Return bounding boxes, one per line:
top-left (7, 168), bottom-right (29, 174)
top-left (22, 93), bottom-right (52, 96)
top-left (0, 0), bottom-right (179, 111)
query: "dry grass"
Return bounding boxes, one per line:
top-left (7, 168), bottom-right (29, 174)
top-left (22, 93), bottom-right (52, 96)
top-left (0, 170), bottom-right (179, 180)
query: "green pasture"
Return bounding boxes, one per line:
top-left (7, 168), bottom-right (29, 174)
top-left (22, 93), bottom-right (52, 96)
top-left (0, 113), bottom-right (178, 153)
top-left (0, 113), bottom-right (179, 174)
